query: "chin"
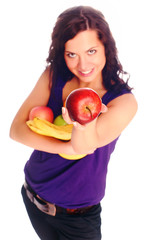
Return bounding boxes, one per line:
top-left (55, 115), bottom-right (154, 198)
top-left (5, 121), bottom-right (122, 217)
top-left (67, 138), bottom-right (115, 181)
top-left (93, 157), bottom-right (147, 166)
top-left (78, 74), bottom-right (102, 84)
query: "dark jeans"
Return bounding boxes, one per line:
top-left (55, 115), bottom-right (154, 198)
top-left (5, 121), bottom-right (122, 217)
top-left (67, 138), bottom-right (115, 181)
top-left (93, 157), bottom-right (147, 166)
top-left (21, 186), bottom-right (102, 240)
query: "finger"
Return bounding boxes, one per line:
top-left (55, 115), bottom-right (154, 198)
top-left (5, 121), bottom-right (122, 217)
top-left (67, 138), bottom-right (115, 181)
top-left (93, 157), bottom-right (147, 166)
top-left (101, 104), bottom-right (108, 113)
top-left (62, 107), bottom-right (86, 130)
top-left (62, 107), bottom-right (73, 124)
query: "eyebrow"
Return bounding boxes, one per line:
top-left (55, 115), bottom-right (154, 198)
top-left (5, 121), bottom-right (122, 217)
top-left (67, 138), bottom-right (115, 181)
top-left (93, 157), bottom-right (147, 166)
top-left (65, 46), bottom-right (99, 53)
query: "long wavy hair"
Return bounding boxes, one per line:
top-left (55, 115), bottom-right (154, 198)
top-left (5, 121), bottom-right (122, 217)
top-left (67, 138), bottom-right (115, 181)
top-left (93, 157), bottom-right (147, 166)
top-left (46, 6), bottom-right (132, 92)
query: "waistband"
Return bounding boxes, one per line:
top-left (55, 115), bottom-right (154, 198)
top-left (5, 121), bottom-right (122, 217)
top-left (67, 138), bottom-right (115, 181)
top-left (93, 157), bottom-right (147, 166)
top-left (24, 182), bottom-right (94, 216)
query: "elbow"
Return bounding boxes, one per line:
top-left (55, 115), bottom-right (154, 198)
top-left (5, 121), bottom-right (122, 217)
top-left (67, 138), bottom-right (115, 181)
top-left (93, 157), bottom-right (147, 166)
top-left (71, 141), bottom-right (97, 155)
top-left (9, 123), bottom-right (16, 140)
top-left (9, 120), bottom-right (20, 141)
top-left (71, 143), bottom-right (83, 154)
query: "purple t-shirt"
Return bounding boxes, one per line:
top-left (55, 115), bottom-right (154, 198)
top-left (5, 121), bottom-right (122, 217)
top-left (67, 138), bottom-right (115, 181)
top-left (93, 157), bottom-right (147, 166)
top-left (24, 77), bottom-right (131, 208)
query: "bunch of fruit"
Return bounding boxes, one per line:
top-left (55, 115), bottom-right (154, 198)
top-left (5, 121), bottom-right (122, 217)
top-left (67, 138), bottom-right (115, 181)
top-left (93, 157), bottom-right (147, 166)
top-left (26, 88), bottom-right (102, 160)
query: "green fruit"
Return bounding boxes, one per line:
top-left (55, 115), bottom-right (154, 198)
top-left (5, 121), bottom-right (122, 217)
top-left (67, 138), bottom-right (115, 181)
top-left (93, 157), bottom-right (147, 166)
top-left (53, 114), bottom-right (67, 126)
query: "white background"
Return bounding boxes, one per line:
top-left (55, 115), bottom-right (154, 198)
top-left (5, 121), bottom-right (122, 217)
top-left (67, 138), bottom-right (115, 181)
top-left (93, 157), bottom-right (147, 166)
top-left (1, 0), bottom-right (160, 239)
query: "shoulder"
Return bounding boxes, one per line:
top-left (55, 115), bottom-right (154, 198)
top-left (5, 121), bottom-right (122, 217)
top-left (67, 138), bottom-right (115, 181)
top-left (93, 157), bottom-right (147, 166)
top-left (107, 93), bottom-right (138, 115)
top-left (33, 67), bottom-right (52, 93)
top-left (22, 67), bottom-right (52, 108)
top-left (39, 67), bottom-right (52, 85)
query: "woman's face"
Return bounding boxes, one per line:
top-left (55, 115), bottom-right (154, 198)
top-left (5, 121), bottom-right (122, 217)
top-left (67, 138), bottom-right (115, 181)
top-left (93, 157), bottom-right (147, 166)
top-left (64, 30), bottom-right (106, 84)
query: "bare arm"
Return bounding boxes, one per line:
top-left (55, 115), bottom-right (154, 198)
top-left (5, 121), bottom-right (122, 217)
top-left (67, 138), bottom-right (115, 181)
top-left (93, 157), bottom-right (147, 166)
top-left (63, 93), bottom-right (138, 154)
top-left (9, 69), bottom-right (77, 155)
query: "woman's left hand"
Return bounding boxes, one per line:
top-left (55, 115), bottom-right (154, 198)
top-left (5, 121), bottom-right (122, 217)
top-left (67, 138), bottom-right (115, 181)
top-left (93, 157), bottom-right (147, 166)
top-left (62, 103), bottom-right (108, 130)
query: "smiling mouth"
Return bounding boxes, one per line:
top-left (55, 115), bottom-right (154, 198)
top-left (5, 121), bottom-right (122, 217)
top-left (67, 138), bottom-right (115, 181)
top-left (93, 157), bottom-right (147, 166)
top-left (79, 68), bottom-right (94, 76)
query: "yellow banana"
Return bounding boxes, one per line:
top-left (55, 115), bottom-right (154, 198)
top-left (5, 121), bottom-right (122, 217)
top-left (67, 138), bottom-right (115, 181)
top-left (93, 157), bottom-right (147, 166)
top-left (59, 153), bottom-right (86, 160)
top-left (26, 120), bottom-right (48, 136)
top-left (26, 117), bottom-right (73, 140)
top-left (26, 118), bottom-right (87, 159)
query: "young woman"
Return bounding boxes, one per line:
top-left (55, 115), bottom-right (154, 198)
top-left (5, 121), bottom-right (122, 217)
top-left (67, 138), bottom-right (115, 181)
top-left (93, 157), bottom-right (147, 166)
top-left (10, 6), bottom-right (137, 240)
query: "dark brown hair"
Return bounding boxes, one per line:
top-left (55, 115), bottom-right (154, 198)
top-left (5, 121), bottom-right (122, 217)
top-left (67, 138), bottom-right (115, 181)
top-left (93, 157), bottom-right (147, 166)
top-left (46, 6), bottom-right (132, 92)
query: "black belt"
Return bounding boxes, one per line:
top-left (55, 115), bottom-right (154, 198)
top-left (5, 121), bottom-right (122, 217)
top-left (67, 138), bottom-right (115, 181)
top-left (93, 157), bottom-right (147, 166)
top-left (24, 182), bottom-right (94, 216)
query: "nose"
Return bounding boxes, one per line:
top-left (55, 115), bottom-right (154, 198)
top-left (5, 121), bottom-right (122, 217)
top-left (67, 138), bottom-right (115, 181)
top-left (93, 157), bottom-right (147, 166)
top-left (77, 56), bottom-right (88, 71)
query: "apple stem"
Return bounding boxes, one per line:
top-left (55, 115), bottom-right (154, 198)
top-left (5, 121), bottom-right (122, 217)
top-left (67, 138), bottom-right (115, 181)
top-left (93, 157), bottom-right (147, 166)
top-left (86, 106), bottom-right (93, 118)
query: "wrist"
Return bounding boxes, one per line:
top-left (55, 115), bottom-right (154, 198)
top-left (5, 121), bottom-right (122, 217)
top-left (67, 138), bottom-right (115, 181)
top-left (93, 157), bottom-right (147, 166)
top-left (71, 118), bottom-right (98, 153)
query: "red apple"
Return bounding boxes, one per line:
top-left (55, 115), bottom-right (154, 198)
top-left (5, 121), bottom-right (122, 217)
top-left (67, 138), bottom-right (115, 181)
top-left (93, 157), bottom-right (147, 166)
top-left (29, 106), bottom-right (54, 122)
top-left (66, 88), bottom-right (102, 125)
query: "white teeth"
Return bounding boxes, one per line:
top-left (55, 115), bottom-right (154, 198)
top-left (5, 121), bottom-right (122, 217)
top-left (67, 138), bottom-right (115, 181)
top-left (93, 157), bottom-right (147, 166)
top-left (81, 70), bottom-right (92, 74)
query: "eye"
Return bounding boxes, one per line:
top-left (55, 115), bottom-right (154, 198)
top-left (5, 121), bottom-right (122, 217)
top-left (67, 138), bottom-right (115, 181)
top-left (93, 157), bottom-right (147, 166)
top-left (66, 52), bottom-right (77, 58)
top-left (88, 49), bottom-right (96, 55)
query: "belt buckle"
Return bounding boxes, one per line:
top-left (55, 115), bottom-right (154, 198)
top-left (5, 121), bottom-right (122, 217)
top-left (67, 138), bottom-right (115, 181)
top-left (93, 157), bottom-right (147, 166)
top-left (47, 202), bottom-right (56, 216)
top-left (24, 183), bottom-right (56, 216)
top-left (35, 196), bottom-right (56, 216)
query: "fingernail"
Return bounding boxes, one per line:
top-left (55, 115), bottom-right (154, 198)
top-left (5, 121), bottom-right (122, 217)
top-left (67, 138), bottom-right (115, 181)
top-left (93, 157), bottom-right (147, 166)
top-left (62, 107), bottom-right (65, 114)
top-left (73, 122), bottom-right (77, 127)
